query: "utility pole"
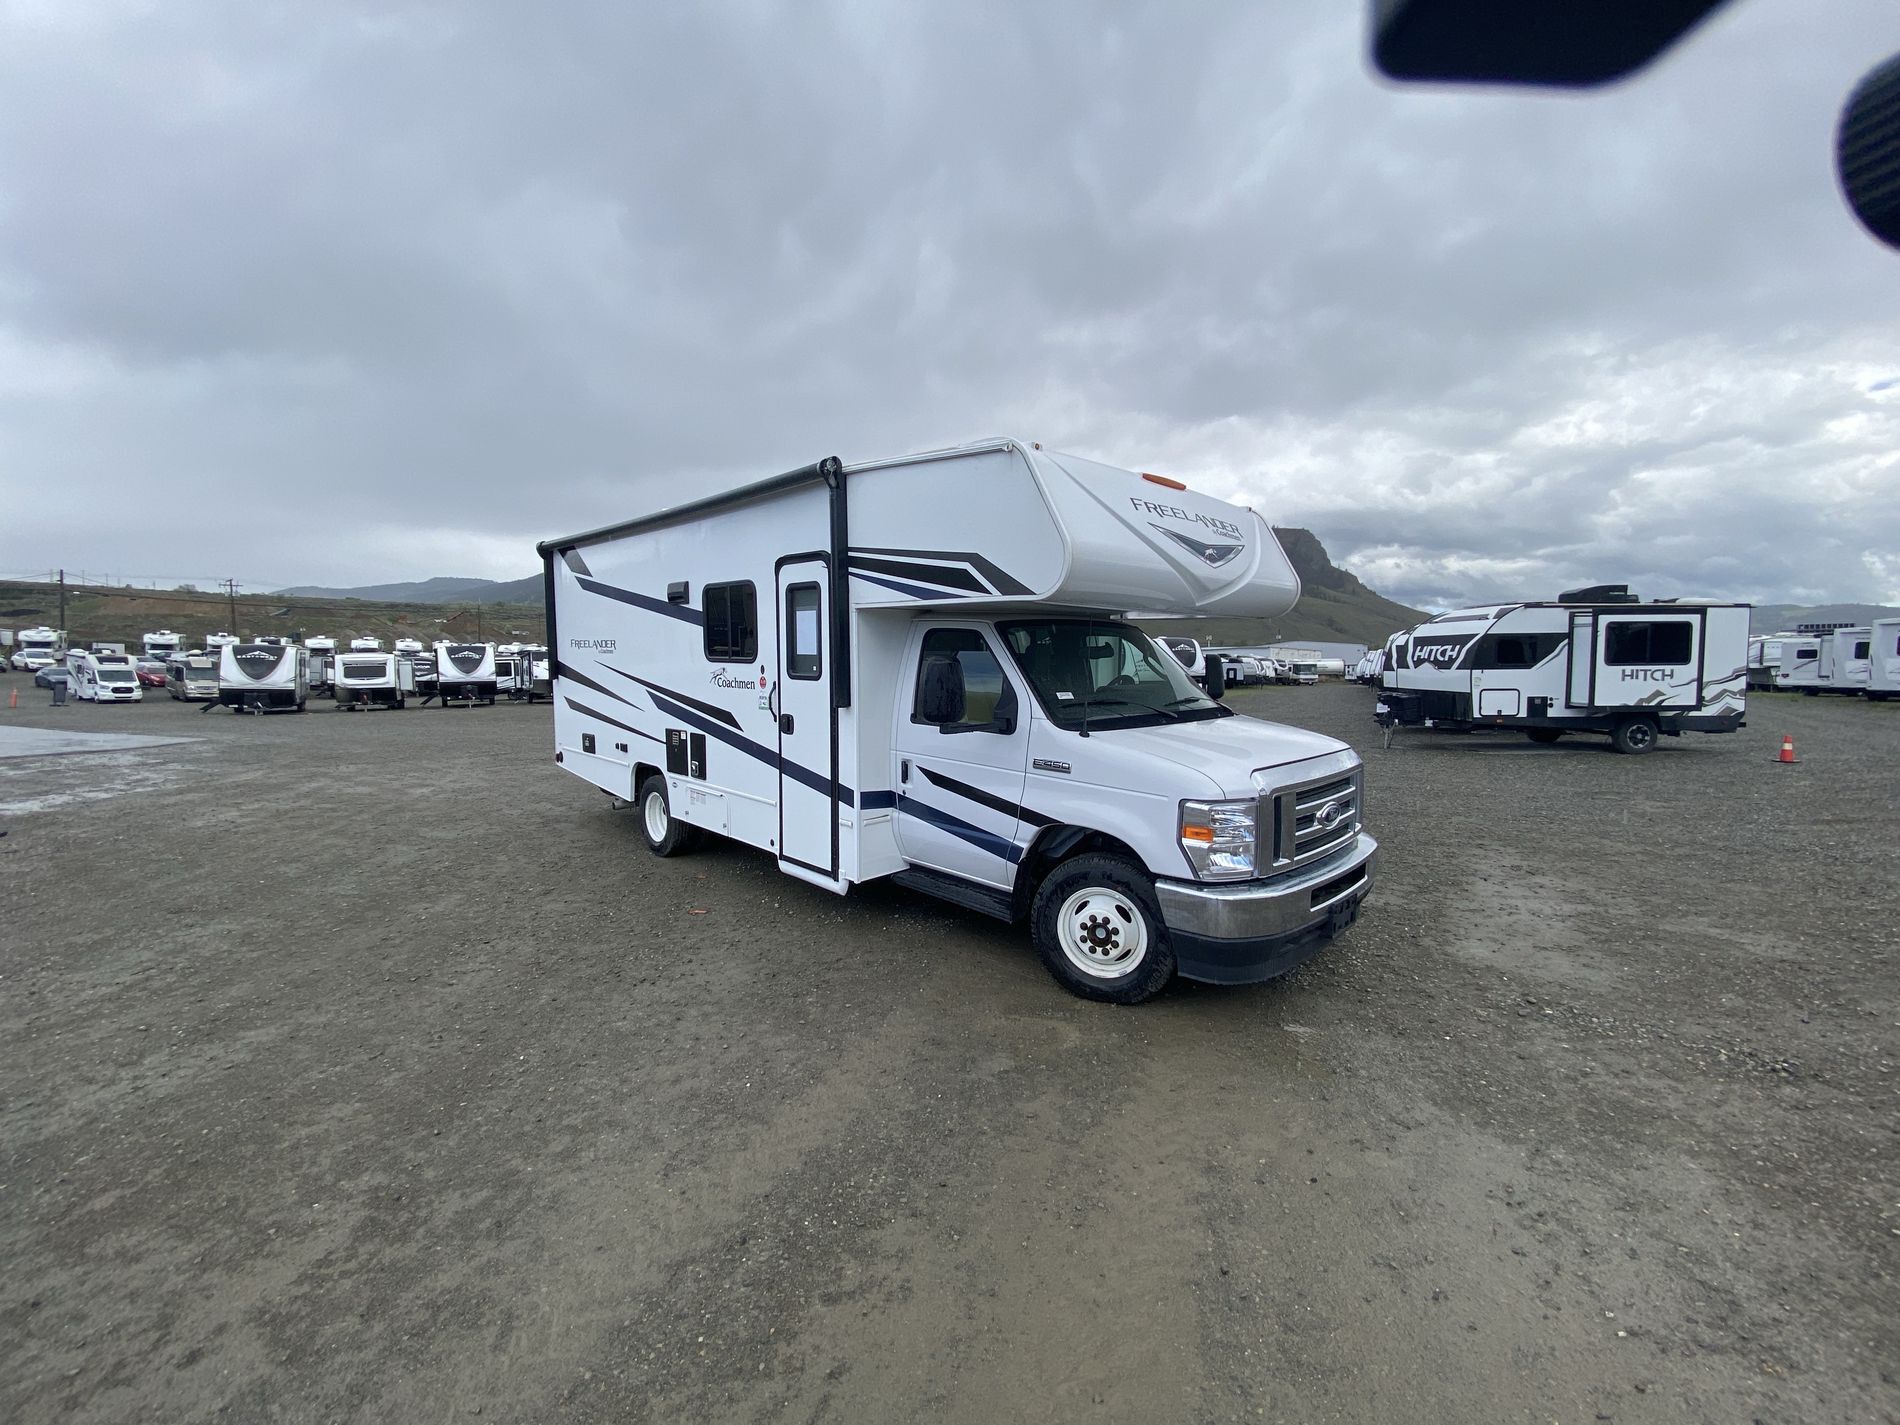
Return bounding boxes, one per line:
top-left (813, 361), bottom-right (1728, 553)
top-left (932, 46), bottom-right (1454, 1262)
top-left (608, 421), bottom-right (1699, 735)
top-left (476, 604), bottom-right (483, 639)
top-left (221, 578), bottom-right (240, 634)
top-left (57, 568), bottom-right (66, 641)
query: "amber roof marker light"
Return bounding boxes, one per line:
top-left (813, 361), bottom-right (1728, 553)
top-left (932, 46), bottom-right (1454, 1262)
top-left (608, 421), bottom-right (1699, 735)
top-left (1142, 473), bottom-right (1189, 491)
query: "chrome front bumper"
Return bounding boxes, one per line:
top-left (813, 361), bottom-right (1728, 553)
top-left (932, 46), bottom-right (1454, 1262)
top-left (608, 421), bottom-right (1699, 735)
top-left (1152, 833), bottom-right (1377, 985)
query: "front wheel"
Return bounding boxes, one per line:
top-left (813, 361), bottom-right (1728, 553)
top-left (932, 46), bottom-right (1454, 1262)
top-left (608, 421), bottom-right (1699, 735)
top-left (1611, 716), bottom-right (1659, 755)
top-left (636, 774), bottom-right (699, 857)
top-left (1030, 854), bottom-right (1176, 1004)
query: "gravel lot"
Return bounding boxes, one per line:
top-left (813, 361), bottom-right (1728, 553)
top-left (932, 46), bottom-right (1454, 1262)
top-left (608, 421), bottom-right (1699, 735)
top-left (2, 679), bottom-right (1895, 1424)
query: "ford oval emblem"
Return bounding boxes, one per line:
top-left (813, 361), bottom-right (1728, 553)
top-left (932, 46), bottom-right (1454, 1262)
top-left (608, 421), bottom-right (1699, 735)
top-left (1315, 799), bottom-right (1346, 833)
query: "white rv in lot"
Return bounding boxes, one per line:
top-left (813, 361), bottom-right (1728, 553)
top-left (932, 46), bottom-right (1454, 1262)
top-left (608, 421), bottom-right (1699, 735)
top-left (1378, 585), bottom-right (1749, 754)
top-left (513, 645), bottom-right (551, 701)
top-left (333, 650), bottom-right (416, 709)
top-left (71, 651), bottom-right (142, 702)
top-left (1865, 618), bottom-right (1900, 700)
top-left (541, 438), bottom-right (1377, 1004)
top-left (433, 642), bottom-right (499, 705)
top-left (142, 629), bottom-right (182, 660)
top-left (217, 642), bottom-right (309, 713)
top-left (10, 626), bottom-right (62, 671)
top-left (1778, 623), bottom-right (1864, 695)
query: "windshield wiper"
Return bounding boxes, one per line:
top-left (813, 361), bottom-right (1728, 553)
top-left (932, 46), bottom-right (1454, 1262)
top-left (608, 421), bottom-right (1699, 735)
top-left (1070, 696), bottom-right (1182, 723)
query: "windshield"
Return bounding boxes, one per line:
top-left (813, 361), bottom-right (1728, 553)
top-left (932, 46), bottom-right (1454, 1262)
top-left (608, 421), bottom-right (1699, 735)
top-left (998, 620), bottom-right (1228, 730)
top-left (98, 668), bottom-right (134, 683)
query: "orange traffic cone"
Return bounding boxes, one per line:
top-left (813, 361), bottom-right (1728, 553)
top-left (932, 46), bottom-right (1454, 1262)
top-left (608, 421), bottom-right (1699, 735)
top-left (1776, 734), bottom-right (1797, 764)
top-left (6, 688), bottom-right (14, 709)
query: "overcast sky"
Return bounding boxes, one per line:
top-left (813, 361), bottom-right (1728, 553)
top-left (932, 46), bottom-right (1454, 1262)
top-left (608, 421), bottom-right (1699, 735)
top-left (2, 0), bottom-right (1896, 611)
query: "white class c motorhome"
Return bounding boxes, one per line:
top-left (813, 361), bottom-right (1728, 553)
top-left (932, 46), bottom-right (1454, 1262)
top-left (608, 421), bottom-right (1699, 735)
top-left (10, 626), bottom-right (62, 671)
top-left (142, 629), bottom-right (182, 660)
top-left (1378, 584), bottom-right (1749, 754)
top-left (434, 642), bottom-right (499, 706)
top-left (540, 438), bottom-right (1377, 1004)
top-left (1865, 618), bottom-right (1900, 701)
top-left (71, 651), bottom-right (142, 702)
top-left (217, 642), bottom-right (309, 714)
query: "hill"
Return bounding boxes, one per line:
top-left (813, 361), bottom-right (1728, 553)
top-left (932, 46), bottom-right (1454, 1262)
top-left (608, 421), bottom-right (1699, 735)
top-left (1750, 603), bottom-right (1899, 634)
top-left (1141, 527), bottom-right (1426, 650)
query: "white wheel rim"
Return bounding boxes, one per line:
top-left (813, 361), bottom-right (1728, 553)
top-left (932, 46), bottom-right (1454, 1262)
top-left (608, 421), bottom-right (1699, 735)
top-left (643, 789), bottom-right (669, 843)
top-left (1057, 886), bottom-right (1148, 979)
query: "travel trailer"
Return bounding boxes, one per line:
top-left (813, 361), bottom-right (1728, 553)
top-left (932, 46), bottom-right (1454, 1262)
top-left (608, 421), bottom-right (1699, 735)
top-left (70, 651), bottom-right (142, 702)
top-left (1157, 635), bottom-right (1208, 686)
top-left (512, 646), bottom-right (551, 702)
top-left (1778, 622), bottom-right (1862, 695)
top-left (216, 642), bottom-right (309, 714)
top-left (1823, 626), bottom-right (1873, 695)
top-left (349, 636), bottom-right (384, 652)
top-left (9, 626), bottom-right (61, 671)
top-left (1746, 634), bottom-right (1792, 690)
top-left (205, 631), bottom-right (239, 653)
top-left (540, 438), bottom-right (1377, 1004)
top-left (1275, 648), bottom-right (1320, 685)
top-left (1377, 585), bottom-right (1749, 754)
top-left (433, 642), bottom-right (499, 705)
top-left (333, 650), bottom-right (416, 710)
top-left (304, 636), bottom-right (336, 692)
top-left (494, 647), bottom-right (521, 696)
top-left (166, 656), bottom-right (219, 700)
top-left (142, 629), bottom-right (182, 660)
top-left (1865, 618), bottom-right (1900, 700)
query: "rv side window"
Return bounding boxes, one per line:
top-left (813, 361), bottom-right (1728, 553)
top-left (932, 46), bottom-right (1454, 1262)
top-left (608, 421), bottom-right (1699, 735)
top-left (1488, 636), bottom-right (1538, 668)
top-left (912, 629), bottom-right (1011, 732)
top-left (1604, 621), bottom-right (1693, 667)
top-left (785, 583), bottom-right (822, 680)
top-left (1854, 640), bottom-right (1870, 660)
top-left (1796, 646), bottom-right (1818, 661)
top-left (702, 583), bottom-right (758, 662)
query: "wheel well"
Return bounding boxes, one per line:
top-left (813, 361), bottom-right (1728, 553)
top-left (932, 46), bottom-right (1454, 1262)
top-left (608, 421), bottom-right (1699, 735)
top-left (1012, 825), bottom-right (1148, 920)
top-left (633, 761), bottom-right (661, 798)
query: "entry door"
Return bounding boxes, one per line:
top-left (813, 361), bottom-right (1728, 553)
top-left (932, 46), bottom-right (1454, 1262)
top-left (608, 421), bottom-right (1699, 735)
top-left (1565, 610), bottom-right (1594, 707)
top-left (776, 560), bottom-right (835, 877)
top-left (891, 626), bottom-right (1032, 890)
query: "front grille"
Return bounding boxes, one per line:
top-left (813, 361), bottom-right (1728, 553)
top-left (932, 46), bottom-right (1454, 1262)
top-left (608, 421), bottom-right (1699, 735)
top-left (1260, 760), bottom-right (1364, 873)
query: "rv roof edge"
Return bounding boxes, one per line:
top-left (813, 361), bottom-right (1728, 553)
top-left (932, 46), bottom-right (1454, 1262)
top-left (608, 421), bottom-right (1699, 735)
top-left (536, 456), bottom-right (845, 555)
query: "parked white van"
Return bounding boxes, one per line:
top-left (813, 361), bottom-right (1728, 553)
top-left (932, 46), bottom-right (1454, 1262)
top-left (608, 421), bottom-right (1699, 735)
top-left (540, 439), bottom-right (1376, 1004)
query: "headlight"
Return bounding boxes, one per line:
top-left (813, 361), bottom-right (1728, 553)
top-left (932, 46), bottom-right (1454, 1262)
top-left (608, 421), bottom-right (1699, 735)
top-left (1179, 798), bottom-right (1257, 880)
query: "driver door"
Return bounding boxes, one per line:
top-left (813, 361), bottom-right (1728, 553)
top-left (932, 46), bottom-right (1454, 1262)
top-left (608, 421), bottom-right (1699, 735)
top-left (892, 625), bottom-right (1032, 888)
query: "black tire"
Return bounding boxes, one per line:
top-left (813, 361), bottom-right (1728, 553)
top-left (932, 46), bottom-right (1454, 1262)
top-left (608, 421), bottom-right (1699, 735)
top-left (1611, 716), bottom-right (1659, 755)
top-left (1526, 728), bottom-right (1563, 744)
top-left (636, 774), bottom-right (699, 857)
top-left (1030, 854), bottom-right (1177, 1004)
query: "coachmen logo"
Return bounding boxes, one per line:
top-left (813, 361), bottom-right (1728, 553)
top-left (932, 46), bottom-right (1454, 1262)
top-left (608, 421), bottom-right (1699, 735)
top-left (445, 645), bottom-right (486, 675)
top-left (232, 644), bottom-right (288, 681)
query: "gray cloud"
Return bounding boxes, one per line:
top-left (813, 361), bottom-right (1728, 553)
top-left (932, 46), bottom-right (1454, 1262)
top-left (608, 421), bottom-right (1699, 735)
top-left (1, 0), bottom-right (1896, 608)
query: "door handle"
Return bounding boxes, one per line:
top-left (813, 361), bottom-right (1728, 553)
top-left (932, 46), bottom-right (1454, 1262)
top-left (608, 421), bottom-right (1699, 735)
top-left (779, 713), bottom-right (794, 734)
top-left (900, 758), bottom-right (910, 783)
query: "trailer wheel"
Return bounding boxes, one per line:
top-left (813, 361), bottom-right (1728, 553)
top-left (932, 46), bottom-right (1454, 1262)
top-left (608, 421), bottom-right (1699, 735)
top-left (1611, 716), bottom-right (1658, 755)
top-left (636, 774), bottom-right (699, 857)
top-left (1030, 854), bottom-right (1176, 1004)
top-left (1526, 728), bottom-right (1563, 744)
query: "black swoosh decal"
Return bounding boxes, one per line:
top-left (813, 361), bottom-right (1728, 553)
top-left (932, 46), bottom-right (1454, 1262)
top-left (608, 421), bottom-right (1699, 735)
top-left (554, 661), bottom-right (645, 709)
top-left (918, 766), bottom-right (1057, 829)
top-left (849, 546), bottom-right (1032, 596)
top-left (563, 695), bottom-right (664, 744)
top-left (644, 690), bottom-right (852, 806)
top-left (576, 575), bottom-right (703, 626)
top-left (603, 665), bottom-right (743, 730)
top-left (847, 555), bottom-right (987, 594)
top-left (1151, 525), bottom-right (1243, 567)
top-left (561, 550), bottom-right (591, 576)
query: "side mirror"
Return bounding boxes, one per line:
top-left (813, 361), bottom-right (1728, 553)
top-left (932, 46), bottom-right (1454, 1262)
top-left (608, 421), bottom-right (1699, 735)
top-left (1205, 655), bottom-right (1227, 701)
top-left (918, 657), bottom-right (966, 725)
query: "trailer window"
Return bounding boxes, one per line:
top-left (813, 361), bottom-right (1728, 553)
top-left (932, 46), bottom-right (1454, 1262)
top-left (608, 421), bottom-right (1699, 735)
top-left (702, 583), bottom-right (757, 662)
top-left (1794, 645), bottom-right (1818, 661)
top-left (1853, 639), bottom-right (1870, 660)
top-left (1604, 621), bottom-right (1693, 666)
top-left (912, 629), bottom-right (1011, 731)
top-left (785, 583), bottom-right (822, 680)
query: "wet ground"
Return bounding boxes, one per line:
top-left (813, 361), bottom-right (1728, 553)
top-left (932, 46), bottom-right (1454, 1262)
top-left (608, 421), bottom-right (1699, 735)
top-left (2, 679), bottom-right (1895, 1424)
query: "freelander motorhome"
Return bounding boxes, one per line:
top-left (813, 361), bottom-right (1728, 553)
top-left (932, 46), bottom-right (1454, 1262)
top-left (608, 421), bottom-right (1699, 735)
top-left (217, 642), bottom-right (309, 713)
top-left (540, 438), bottom-right (1377, 1004)
top-left (1377, 585), bottom-right (1749, 753)
top-left (1865, 618), bottom-right (1900, 701)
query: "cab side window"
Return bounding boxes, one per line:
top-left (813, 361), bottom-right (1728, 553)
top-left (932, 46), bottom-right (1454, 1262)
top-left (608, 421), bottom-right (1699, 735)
top-left (913, 629), bottom-right (1016, 733)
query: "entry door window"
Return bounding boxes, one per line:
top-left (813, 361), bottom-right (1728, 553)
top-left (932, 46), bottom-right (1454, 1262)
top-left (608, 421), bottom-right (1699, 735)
top-left (785, 583), bottom-right (822, 680)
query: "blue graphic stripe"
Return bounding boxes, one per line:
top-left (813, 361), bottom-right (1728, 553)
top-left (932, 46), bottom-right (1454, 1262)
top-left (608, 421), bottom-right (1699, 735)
top-left (576, 575), bottom-right (704, 625)
top-left (564, 695), bottom-right (664, 745)
top-left (646, 690), bottom-right (855, 807)
top-left (860, 790), bottom-right (897, 810)
top-left (849, 570), bottom-right (963, 601)
top-left (897, 794), bottom-right (1022, 864)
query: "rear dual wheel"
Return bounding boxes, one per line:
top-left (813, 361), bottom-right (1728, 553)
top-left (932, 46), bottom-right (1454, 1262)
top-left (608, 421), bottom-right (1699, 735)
top-left (637, 774), bottom-right (700, 857)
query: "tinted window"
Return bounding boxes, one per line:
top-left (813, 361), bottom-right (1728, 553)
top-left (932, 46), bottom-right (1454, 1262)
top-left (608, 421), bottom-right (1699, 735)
top-left (913, 628), bottom-right (1011, 730)
top-left (703, 583), bottom-right (757, 662)
top-left (785, 583), bottom-right (822, 681)
top-left (1853, 640), bottom-right (1870, 659)
top-left (1604, 621), bottom-right (1693, 666)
